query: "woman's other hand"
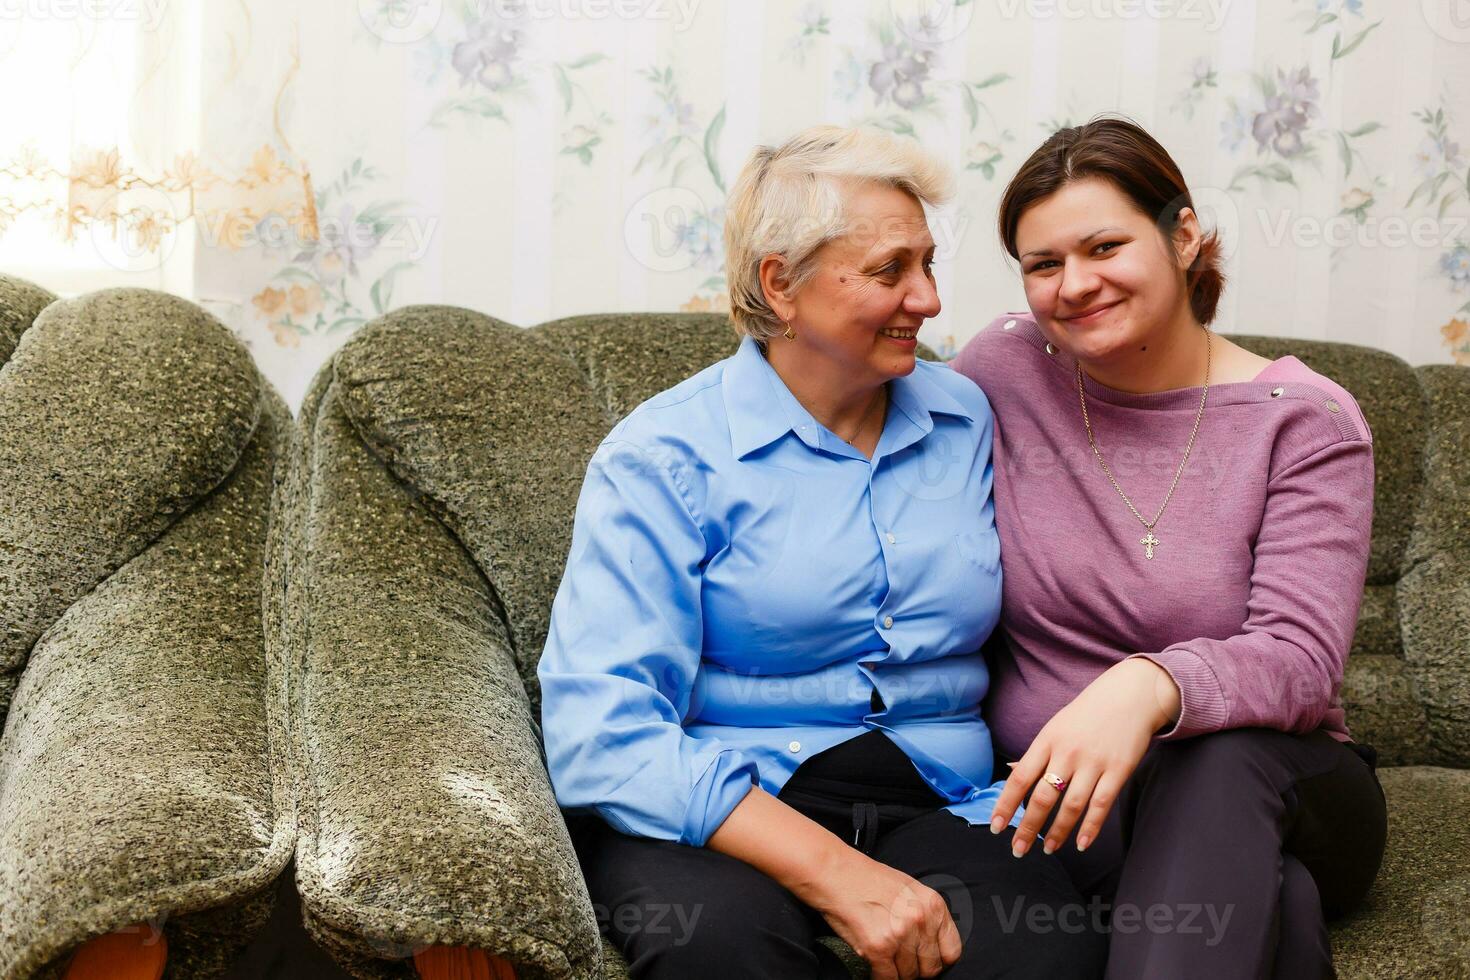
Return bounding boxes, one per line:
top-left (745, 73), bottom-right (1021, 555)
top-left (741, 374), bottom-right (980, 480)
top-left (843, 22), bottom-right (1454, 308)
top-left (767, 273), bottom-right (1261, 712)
top-left (805, 851), bottom-right (963, 980)
top-left (710, 784), bottom-right (961, 979)
top-left (988, 657), bottom-right (1181, 857)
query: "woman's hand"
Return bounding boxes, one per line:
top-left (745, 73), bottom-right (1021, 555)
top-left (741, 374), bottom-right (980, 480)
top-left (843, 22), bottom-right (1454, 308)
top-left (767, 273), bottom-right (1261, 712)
top-left (989, 657), bottom-right (1181, 857)
top-left (804, 851), bottom-right (963, 980)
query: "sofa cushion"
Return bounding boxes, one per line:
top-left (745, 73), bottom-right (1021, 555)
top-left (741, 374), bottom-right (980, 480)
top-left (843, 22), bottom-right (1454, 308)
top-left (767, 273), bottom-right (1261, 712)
top-left (532, 312), bottom-right (738, 420)
top-left (1329, 765), bottom-right (1470, 977)
top-left (1341, 654), bottom-right (1432, 767)
top-left (1397, 365), bottom-right (1470, 766)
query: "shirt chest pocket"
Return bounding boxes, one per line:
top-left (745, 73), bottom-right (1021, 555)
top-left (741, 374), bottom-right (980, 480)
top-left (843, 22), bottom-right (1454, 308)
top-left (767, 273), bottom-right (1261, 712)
top-left (953, 529), bottom-right (1000, 573)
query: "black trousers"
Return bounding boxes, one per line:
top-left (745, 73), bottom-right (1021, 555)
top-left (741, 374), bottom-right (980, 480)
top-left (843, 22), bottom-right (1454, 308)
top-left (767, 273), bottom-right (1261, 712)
top-left (994, 727), bottom-right (1388, 980)
top-left (570, 729), bottom-right (1107, 979)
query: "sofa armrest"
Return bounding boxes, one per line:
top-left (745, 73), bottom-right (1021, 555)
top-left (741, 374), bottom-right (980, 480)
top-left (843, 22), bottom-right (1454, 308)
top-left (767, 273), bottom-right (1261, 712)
top-left (0, 391), bottom-right (294, 980)
top-left (0, 273), bottom-right (55, 365)
top-left (287, 370), bottom-right (601, 979)
top-left (1, 287), bottom-right (261, 715)
top-left (1398, 364), bottom-right (1470, 768)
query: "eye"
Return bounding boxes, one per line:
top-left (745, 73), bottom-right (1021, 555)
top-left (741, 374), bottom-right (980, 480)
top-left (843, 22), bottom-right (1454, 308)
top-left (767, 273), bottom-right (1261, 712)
top-left (1026, 242), bottom-right (1123, 274)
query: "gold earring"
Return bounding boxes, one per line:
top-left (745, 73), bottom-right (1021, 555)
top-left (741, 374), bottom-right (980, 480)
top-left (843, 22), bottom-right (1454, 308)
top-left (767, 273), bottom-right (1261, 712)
top-left (783, 321), bottom-right (797, 341)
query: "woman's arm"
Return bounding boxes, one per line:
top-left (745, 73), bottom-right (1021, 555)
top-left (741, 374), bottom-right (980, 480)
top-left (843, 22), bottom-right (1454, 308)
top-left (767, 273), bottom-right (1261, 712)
top-left (537, 438), bottom-right (759, 846)
top-left (1126, 437), bottom-right (1374, 738)
top-left (990, 430), bottom-right (1374, 858)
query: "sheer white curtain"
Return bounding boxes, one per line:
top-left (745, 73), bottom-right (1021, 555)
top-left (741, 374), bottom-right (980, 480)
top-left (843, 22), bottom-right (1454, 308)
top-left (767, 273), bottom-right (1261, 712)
top-left (0, 0), bottom-right (313, 306)
top-left (3, 0), bottom-right (1468, 411)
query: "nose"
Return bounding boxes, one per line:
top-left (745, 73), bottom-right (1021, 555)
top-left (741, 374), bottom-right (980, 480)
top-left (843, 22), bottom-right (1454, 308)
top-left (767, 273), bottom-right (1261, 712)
top-left (1057, 257), bottom-right (1100, 310)
top-left (903, 266), bottom-right (941, 319)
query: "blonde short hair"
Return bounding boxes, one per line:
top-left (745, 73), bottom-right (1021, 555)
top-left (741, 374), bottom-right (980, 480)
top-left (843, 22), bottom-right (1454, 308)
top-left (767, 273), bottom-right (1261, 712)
top-left (723, 125), bottom-right (955, 343)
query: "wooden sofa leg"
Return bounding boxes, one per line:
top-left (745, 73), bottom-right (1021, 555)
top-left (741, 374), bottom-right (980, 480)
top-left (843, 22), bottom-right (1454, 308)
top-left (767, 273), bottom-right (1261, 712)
top-left (413, 945), bottom-right (517, 979)
top-left (60, 925), bottom-right (166, 980)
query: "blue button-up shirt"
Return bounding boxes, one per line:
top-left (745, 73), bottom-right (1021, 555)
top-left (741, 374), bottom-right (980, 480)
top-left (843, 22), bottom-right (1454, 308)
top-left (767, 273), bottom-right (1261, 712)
top-left (537, 335), bottom-right (1018, 846)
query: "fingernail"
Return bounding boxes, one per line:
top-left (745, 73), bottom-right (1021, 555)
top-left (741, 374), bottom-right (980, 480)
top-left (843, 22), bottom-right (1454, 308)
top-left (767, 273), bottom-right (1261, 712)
top-left (1043, 840), bottom-right (1056, 855)
top-left (1077, 835), bottom-right (1091, 852)
top-left (1005, 761), bottom-right (1017, 768)
top-left (989, 817), bottom-right (1004, 834)
top-left (1011, 839), bottom-right (1026, 858)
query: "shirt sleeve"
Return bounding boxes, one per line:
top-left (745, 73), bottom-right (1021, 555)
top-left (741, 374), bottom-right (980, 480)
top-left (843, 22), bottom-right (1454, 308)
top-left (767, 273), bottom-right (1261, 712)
top-left (536, 438), bottom-right (759, 845)
top-left (1127, 436), bottom-right (1375, 739)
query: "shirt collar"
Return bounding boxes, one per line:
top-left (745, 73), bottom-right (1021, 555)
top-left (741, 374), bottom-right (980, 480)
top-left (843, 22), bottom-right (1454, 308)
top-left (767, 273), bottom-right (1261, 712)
top-left (723, 335), bottom-right (974, 461)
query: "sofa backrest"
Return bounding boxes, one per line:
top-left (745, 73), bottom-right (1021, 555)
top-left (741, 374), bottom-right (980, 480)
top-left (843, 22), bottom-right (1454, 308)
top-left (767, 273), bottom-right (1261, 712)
top-left (329, 310), bottom-right (1467, 766)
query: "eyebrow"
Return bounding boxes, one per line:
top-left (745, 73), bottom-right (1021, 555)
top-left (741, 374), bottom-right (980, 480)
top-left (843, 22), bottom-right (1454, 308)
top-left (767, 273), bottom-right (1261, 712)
top-left (1020, 227), bottom-right (1124, 260)
top-left (868, 242), bottom-right (938, 265)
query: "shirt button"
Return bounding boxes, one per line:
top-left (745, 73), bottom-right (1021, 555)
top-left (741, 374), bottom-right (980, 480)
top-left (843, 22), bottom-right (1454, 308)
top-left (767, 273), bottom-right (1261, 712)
top-left (882, 615), bottom-right (894, 629)
top-left (1270, 386), bottom-right (1284, 398)
top-left (1045, 342), bottom-right (1058, 355)
top-left (885, 531), bottom-right (896, 544)
top-left (1325, 399), bottom-right (1342, 413)
top-left (788, 740), bottom-right (802, 753)
top-left (1002, 319), bottom-right (1017, 330)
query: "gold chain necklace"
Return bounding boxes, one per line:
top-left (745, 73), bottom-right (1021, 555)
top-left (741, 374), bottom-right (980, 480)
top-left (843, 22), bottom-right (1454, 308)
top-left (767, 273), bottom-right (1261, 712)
top-left (835, 385), bottom-right (888, 448)
top-left (1076, 330), bottom-right (1211, 560)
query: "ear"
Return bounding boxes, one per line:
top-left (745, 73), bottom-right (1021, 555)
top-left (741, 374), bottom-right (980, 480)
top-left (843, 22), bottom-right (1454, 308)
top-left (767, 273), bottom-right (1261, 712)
top-left (1171, 207), bottom-right (1203, 269)
top-left (758, 254), bottom-right (797, 323)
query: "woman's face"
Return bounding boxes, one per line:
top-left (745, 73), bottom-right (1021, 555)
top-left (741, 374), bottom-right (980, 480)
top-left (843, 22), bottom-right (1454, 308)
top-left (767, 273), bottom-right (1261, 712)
top-left (1014, 176), bottom-right (1200, 366)
top-left (777, 181), bottom-right (941, 384)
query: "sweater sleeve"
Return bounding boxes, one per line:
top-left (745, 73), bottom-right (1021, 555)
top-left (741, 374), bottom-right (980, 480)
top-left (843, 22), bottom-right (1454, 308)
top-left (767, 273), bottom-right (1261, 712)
top-left (536, 438), bottom-right (759, 845)
top-left (1128, 435), bottom-right (1375, 739)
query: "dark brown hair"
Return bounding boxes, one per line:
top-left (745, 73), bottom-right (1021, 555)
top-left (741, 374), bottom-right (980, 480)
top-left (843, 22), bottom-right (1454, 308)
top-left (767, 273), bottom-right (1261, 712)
top-left (997, 114), bottom-right (1226, 326)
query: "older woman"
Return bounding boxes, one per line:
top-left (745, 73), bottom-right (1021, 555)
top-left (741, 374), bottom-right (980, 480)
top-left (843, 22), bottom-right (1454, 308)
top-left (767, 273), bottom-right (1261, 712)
top-left (953, 116), bottom-right (1387, 979)
top-left (536, 127), bottom-right (1105, 980)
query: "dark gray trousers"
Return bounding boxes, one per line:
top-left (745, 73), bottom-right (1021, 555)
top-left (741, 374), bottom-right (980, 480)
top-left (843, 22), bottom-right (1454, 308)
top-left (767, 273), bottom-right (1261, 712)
top-left (571, 728), bottom-right (1108, 979)
top-left (1003, 727), bottom-right (1387, 980)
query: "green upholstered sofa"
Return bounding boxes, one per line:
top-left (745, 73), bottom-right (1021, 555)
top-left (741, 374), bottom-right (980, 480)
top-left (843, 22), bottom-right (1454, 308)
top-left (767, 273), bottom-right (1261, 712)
top-left (285, 306), bottom-right (1468, 979)
top-left (4, 282), bottom-right (1464, 978)
top-left (0, 276), bottom-right (296, 979)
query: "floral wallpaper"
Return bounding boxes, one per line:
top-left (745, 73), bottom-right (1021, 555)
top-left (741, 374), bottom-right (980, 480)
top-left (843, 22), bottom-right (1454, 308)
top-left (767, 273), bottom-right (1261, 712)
top-left (2, 0), bottom-right (1468, 408)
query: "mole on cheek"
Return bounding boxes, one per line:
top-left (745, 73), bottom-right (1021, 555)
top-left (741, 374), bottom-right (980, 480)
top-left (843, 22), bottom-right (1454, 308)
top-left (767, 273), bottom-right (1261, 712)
top-left (839, 276), bottom-right (848, 283)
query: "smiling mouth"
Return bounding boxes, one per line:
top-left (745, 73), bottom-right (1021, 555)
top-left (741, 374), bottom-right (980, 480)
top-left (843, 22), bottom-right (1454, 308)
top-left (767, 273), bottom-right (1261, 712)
top-left (1063, 300), bottom-right (1121, 321)
top-left (879, 327), bottom-right (918, 340)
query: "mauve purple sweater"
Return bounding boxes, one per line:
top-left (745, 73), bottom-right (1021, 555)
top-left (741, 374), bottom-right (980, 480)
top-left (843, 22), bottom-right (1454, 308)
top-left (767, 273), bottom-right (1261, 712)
top-left (951, 312), bottom-right (1374, 759)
